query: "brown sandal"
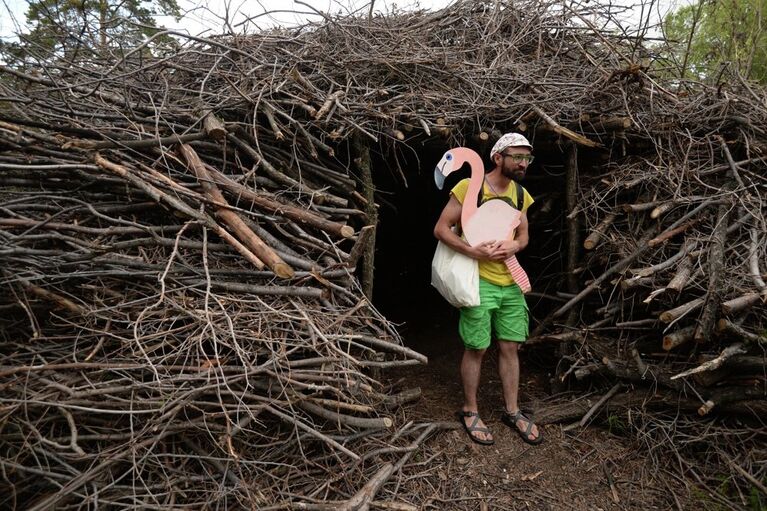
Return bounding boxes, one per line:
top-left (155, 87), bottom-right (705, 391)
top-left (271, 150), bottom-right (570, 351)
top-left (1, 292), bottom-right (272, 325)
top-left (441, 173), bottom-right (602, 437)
top-left (502, 410), bottom-right (543, 445)
top-left (456, 410), bottom-right (494, 445)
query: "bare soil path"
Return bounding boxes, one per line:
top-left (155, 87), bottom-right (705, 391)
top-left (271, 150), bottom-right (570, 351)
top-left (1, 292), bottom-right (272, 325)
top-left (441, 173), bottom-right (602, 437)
top-left (386, 315), bottom-right (691, 510)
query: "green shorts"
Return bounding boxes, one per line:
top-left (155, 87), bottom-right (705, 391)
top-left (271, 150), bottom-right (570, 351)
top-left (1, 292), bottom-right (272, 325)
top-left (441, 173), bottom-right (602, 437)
top-left (459, 279), bottom-right (529, 350)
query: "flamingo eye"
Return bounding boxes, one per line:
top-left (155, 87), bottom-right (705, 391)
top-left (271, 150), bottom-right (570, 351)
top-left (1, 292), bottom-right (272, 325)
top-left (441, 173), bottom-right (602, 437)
top-left (445, 153), bottom-right (452, 161)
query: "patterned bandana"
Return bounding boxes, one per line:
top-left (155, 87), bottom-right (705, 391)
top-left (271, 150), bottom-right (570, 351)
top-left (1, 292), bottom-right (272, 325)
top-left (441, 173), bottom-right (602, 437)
top-left (490, 133), bottom-right (533, 158)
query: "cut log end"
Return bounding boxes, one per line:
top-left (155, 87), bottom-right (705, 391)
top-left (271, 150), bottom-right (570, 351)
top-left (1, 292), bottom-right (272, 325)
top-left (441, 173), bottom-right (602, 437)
top-left (340, 225), bottom-right (355, 238)
top-left (663, 326), bottom-right (696, 351)
top-left (698, 400), bottom-right (715, 416)
top-left (205, 127), bottom-right (227, 141)
top-left (273, 263), bottom-right (296, 279)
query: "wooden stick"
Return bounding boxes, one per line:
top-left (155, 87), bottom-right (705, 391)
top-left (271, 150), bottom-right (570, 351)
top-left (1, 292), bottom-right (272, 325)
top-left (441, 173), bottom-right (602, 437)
top-left (650, 202), bottom-right (676, 219)
top-left (352, 133), bottom-right (377, 301)
top-left (341, 463), bottom-right (395, 511)
top-left (347, 225), bottom-right (376, 268)
top-left (531, 104), bottom-right (601, 148)
top-left (695, 203), bottom-right (729, 342)
top-left (589, 116), bottom-right (632, 131)
top-left (526, 330), bottom-right (585, 345)
top-left (299, 400), bottom-right (392, 429)
top-left (261, 101), bottom-right (285, 140)
top-left (721, 293), bottom-right (762, 315)
top-left (434, 117), bottom-right (450, 138)
top-left (178, 144), bottom-right (294, 278)
top-left (748, 227), bottom-right (767, 294)
top-left (265, 405), bottom-right (360, 460)
top-left (728, 459), bottom-right (767, 497)
top-left (716, 135), bottom-right (746, 189)
top-left (206, 166), bottom-right (354, 239)
top-left (289, 67), bottom-right (316, 92)
top-left (659, 298), bottom-right (704, 323)
top-left (583, 212), bottom-right (616, 250)
top-left (316, 90), bottom-right (344, 120)
top-left (564, 383), bottom-right (622, 431)
top-left (27, 430), bottom-right (175, 511)
top-left (16, 277), bottom-right (87, 315)
top-left (717, 319), bottom-right (766, 344)
top-left (666, 257), bottom-right (692, 294)
top-left (670, 343), bottom-right (747, 380)
top-left (663, 326), bottom-right (696, 351)
top-left (94, 153), bottom-right (267, 270)
top-left (630, 240), bottom-right (695, 278)
top-left (202, 280), bottom-right (326, 298)
top-left (202, 111), bottom-right (227, 141)
top-left (698, 387), bottom-right (767, 416)
top-left (380, 388), bottom-right (422, 409)
top-left (565, 143), bottom-right (580, 298)
top-left (648, 219), bottom-right (698, 247)
top-left (340, 335), bottom-right (427, 364)
top-left (227, 133), bottom-right (340, 206)
top-left (548, 228), bottom-right (656, 321)
top-left (64, 132), bottom-right (207, 150)
top-left (623, 200), bottom-right (662, 213)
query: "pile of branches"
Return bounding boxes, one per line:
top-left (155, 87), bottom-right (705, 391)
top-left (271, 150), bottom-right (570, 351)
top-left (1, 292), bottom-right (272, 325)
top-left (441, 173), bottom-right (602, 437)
top-left (528, 104), bottom-right (767, 505)
top-left (0, 0), bottom-right (765, 507)
top-left (528, 67), bottom-right (767, 415)
top-left (0, 110), bottom-right (434, 507)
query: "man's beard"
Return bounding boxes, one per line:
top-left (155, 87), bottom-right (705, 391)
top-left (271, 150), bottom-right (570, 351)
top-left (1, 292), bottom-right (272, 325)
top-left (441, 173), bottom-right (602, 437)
top-left (502, 166), bottom-right (525, 180)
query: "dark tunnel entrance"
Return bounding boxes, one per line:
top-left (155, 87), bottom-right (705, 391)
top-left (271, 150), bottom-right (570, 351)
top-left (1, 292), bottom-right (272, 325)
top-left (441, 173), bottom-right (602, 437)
top-left (369, 135), bottom-right (577, 358)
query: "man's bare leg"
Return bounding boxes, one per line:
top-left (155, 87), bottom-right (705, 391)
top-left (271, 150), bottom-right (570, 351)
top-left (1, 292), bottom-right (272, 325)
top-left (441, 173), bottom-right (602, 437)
top-left (498, 341), bottom-right (539, 440)
top-left (460, 348), bottom-right (492, 442)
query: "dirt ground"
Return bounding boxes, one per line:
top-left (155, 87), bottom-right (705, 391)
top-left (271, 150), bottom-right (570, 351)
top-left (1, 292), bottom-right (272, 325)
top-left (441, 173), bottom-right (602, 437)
top-left (385, 313), bottom-right (692, 511)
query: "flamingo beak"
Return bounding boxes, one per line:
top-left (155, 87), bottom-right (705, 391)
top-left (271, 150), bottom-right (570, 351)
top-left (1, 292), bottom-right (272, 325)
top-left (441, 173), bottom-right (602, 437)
top-left (434, 166), bottom-right (446, 190)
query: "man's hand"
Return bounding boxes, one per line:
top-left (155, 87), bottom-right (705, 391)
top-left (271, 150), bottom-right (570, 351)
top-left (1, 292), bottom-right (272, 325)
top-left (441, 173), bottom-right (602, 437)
top-left (469, 241), bottom-right (498, 261)
top-left (487, 240), bottom-right (520, 261)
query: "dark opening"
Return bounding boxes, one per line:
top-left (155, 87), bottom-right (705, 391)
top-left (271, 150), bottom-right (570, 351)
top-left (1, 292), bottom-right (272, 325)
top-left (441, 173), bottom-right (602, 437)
top-left (370, 135), bottom-right (574, 357)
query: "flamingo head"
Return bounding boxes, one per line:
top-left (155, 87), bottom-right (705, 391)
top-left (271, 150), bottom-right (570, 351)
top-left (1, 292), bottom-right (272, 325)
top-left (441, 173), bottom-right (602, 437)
top-left (434, 149), bottom-right (461, 190)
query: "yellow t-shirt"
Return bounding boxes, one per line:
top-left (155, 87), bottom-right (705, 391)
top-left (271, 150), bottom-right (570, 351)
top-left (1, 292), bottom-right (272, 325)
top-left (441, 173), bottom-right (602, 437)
top-left (451, 177), bottom-right (534, 286)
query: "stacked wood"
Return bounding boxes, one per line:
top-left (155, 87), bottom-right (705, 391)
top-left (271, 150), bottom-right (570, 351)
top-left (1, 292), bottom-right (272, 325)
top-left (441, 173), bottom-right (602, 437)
top-left (0, 130), bottom-right (434, 506)
top-left (0, 0), bottom-right (765, 508)
top-left (534, 145), bottom-right (766, 400)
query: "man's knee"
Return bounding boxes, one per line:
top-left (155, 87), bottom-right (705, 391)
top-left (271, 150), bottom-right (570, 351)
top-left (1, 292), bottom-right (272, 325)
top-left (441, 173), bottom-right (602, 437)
top-left (498, 340), bottom-right (520, 355)
top-left (464, 347), bottom-right (487, 359)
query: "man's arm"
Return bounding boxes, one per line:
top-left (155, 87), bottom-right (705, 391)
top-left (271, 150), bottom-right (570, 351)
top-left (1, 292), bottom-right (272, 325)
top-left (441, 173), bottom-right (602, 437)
top-left (434, 195), bottom-right (495, 260)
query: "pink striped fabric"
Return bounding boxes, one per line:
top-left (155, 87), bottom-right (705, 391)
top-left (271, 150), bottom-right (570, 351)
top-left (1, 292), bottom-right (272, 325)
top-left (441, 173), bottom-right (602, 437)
top-left (505, 255), bottom-right (531, 293)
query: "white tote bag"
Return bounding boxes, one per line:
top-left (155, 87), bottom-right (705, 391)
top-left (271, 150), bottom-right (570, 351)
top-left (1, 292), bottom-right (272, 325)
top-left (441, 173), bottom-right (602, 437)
top-left (430, 241), bottom-right (480, 308)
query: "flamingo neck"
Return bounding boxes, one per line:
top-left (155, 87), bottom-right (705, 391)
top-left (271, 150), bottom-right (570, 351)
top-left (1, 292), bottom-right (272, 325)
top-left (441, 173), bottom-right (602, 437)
top-left (460, 149), bottom-right (486, 227)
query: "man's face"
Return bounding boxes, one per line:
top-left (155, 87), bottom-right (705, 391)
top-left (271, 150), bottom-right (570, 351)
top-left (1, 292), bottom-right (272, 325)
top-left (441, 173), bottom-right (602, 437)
top-left (496, 147), bottom-right (533, 180)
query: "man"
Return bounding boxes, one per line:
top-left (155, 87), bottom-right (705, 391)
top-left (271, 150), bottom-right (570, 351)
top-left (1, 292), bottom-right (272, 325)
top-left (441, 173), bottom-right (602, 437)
top-left (433, 133), bottom-right (541, 446)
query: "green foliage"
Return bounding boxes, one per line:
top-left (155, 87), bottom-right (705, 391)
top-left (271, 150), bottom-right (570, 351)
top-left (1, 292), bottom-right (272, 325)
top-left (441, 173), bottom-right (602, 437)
top-left (606, 413), bottom-right (627, 435)
top-left (9, 0), bottom-right (180, 64)
top-left (748, 485), bottom-right (764, 511)
top-left (709, 473), bottom-right (766, 511)
top-left (662, 0), bottom-right (767, 83)
top-left (715, 473), bottom-right (731, 500)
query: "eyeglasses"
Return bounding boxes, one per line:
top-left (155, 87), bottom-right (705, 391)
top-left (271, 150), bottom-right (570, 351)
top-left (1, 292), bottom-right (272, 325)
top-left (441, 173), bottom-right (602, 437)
top-left (501, 153), bottom-right (534, 164)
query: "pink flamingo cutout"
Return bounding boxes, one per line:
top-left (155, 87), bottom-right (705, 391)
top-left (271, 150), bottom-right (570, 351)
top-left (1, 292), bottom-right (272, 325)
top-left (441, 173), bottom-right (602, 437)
top-left (434, 147), bottom-right (531, 293)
